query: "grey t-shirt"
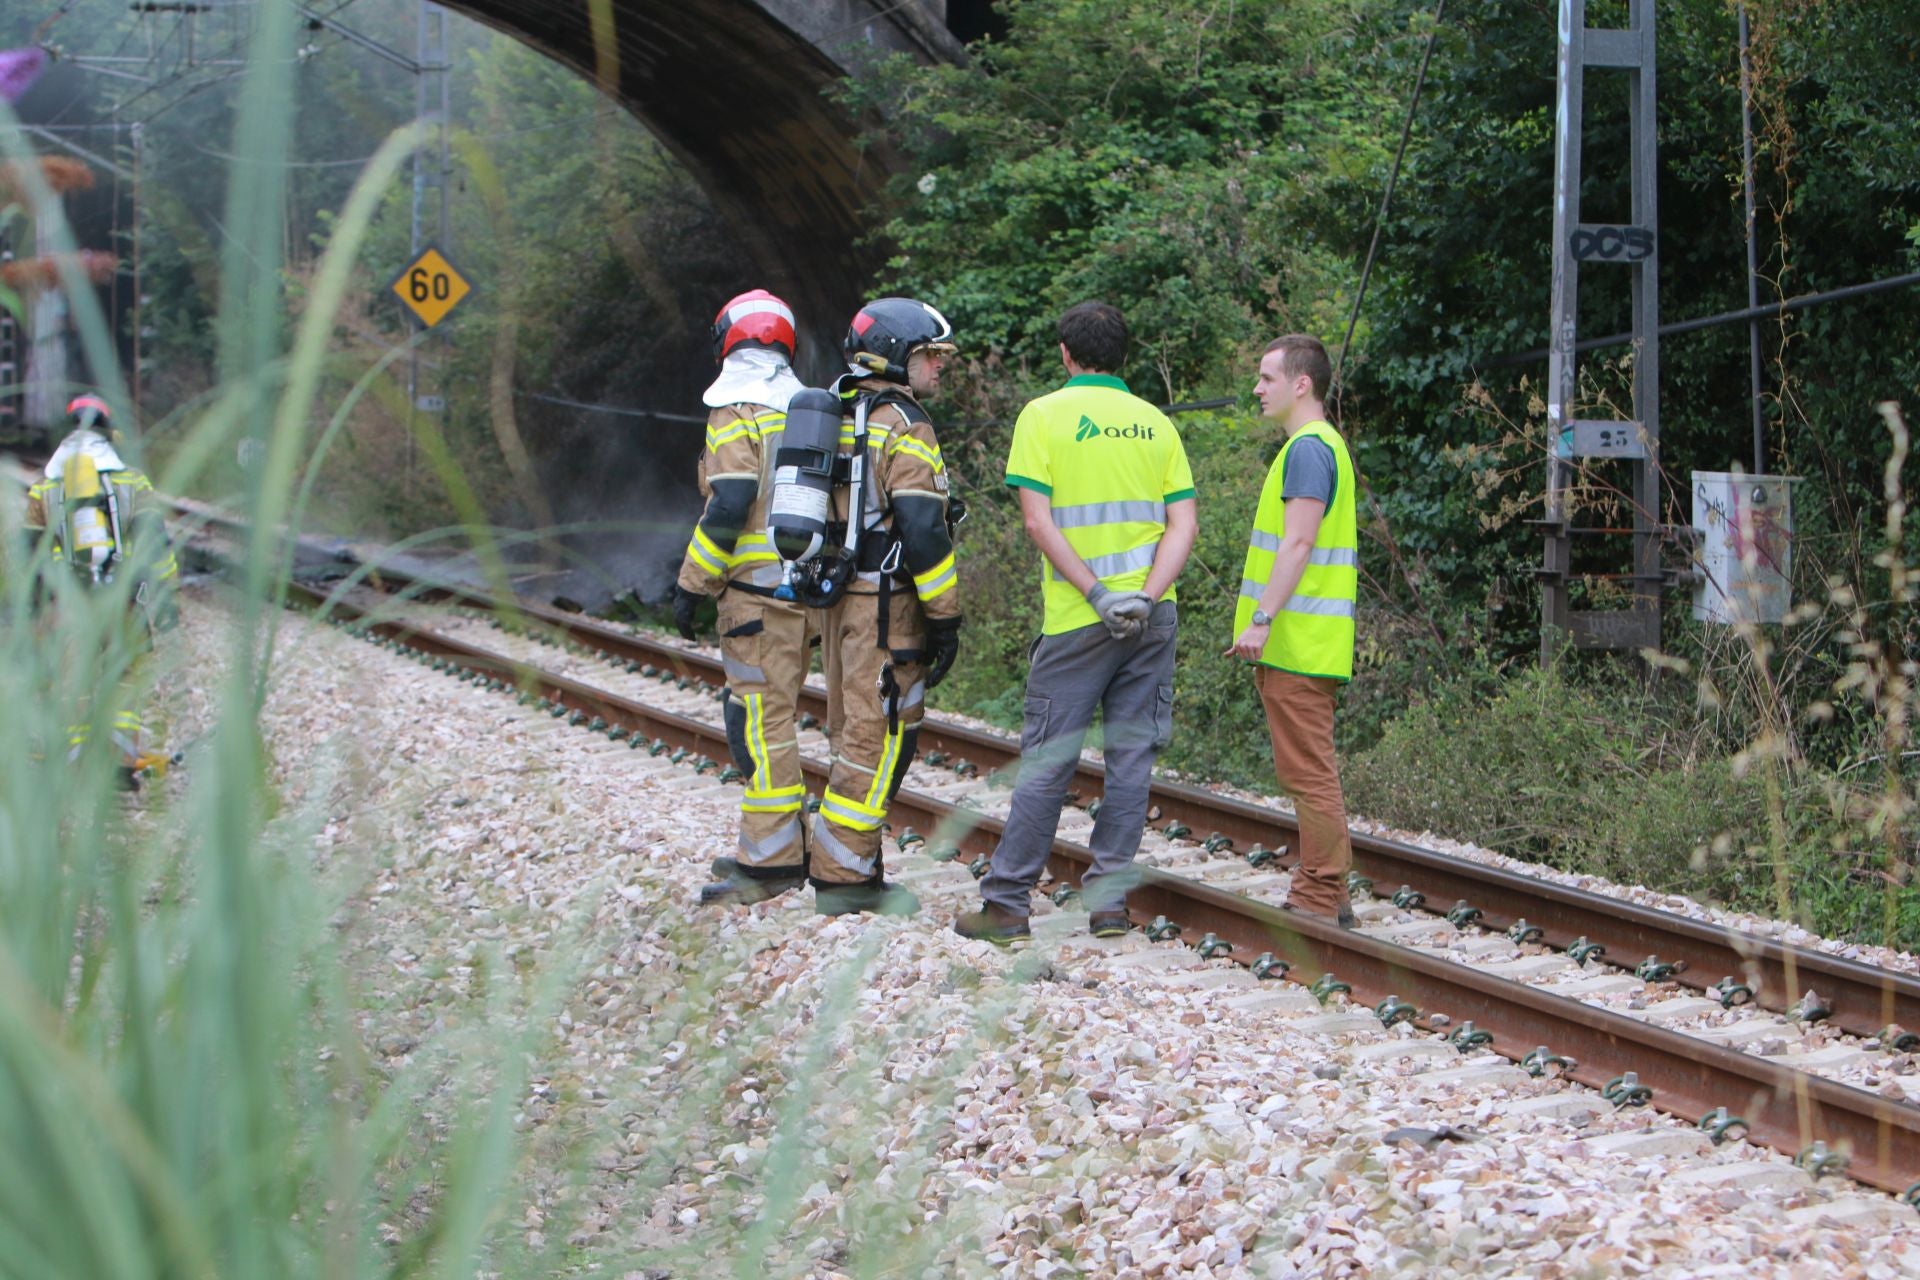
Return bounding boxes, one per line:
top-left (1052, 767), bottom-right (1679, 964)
top-left (1280, 435), bottom-right (1337, 507)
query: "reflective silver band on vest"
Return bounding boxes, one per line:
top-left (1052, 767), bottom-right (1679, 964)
top-left (1244, 531), bottom-right (1356, 567)
top-left (1238, 579), bottom-right (1357, 618)
top-left (1082, 541), bottom-right (1160, 579)
top-left (1051, 499), bottom-right (1166, 530)
top-left (1282, 593), bottom-right (1355, 618)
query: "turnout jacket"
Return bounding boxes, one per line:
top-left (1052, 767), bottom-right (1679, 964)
top-left (834, 375), bottom-right (960, 623)
top-left (678, 401), bottom-right (791, 596)
top-left (25, 466), bottom-right (179, 587)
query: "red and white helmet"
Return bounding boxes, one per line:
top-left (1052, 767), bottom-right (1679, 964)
top-left (710, 289), bottom-right (797, 363)
top-left (67, 394), bottom-right (112, 431)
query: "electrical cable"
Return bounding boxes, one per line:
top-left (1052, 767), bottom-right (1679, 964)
top-left (1329, 0), bottom-right (1447, 426)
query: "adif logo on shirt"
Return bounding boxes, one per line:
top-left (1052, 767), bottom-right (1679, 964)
top-left (1075, 414), bottom-right (1155, 443)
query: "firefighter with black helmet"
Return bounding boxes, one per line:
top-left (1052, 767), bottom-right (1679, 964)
top-left (802, 296), bottom-right (963, 916)
top-left (23, 393), bottom-right (180, 785)
top-left (677, 290), bottom-right (821, 906)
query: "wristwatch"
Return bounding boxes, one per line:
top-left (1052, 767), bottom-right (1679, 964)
top-left (1250, 608), bottom-right (1273, 626)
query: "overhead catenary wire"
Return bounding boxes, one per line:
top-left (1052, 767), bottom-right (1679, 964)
top-left (1329, 0), bottom-right (1448, 427)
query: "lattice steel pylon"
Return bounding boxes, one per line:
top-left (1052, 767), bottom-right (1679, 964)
top-left (1539, 0), bottom-right (1665, 661)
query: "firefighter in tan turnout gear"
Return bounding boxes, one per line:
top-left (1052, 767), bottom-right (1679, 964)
top-left (23, 394), bottom-right (181, 787)
top-left (675, 290), bottom-right (817, 905)
top-left (799, 298), bottom-right (964, 916)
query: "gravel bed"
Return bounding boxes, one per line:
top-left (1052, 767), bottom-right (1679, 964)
top-left (374, 599), bottom-right (1920, 981)
top-left (357, 599), bottom-right (1920, 1098)
top-left (155, 584), bottom-right (1920, 1278)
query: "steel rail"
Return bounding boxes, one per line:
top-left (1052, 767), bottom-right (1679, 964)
top-left (146, 493), bottom-right (1920, 1041)
top-left (310, 556), bottom-right (1920, 1046)
top-left (282, 577), bottom-right (1920, 1196)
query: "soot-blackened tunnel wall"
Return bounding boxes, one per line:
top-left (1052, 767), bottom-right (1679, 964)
top-left (442, 0), bottom-right (965, 380)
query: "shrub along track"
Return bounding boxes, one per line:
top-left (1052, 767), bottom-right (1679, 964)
top-left (191, 536), bottom-right (1918, 1204)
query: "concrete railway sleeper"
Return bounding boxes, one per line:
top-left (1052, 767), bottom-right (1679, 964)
top-left (260, 571), bottom-right (1920, 1201)
top-left (309, 546), bottom-right (1920, 1047)
top-left (266, 567), bottom-right (1920, 1121)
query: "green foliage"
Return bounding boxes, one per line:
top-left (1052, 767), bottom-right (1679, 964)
top-left (0, 34), bottom-right (555, 1271)
top-left (902, 0), bottom-right (1920, 947)
top-left (852, 0), bottom-right (1359, 400)
top-left (1344, 658), bottom-right (1920, 947)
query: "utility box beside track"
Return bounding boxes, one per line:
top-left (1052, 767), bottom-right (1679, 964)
top-left (1690, 471), bottom-right (1798, 625)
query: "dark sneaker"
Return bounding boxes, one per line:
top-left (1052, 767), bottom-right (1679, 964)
top-left (710, 855), bottom-right (739, 879)
top-left (953, 904), bottom-right (1032, 948)
top-left (698, 866), bottom-right (805, 906)
top-left (1088, 910), bottom-right (1132, 938)
top-left (813, 879), bottom-right (921, 918)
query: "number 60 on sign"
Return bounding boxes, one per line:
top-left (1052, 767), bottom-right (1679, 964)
top-left (388, 245), bottom-right (473, 328)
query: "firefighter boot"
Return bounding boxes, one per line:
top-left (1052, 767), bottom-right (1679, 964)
top-left (700, 863), bottom-right (807, 906)
top-left (812, 875), bottom-right (921, 918)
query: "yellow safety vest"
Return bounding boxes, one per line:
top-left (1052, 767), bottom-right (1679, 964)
top-left (1005, 374), bottom-right (1194, 635)
top-left (1234, 420), bottom-right (1358, 680)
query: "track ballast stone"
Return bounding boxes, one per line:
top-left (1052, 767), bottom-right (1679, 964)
top-left (204, 589), bottom-right (1920, 1278)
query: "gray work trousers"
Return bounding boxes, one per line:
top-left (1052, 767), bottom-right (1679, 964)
top-left (981, 601), bottom-right (1177, 916)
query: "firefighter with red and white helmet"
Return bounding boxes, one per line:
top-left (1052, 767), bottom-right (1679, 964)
top-left (799, 297), bottom-right (964, 917)
top-left (677, 289), bottom-right (820, 905)
top-left (22, 393), bottom-right (181, 786)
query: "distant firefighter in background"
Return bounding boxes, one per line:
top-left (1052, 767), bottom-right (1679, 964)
top-left (24, 394), bottom-right (180, 786)
top-left (675, 290), bottom-right (819, 906)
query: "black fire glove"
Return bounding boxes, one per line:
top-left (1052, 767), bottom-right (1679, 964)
top-left (924, 614), bottom-right (962, 690)
top-left (672, 586), bottom-right (704, 641)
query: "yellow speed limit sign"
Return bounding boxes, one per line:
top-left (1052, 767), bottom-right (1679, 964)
top-left (389, 244), bottom-right (472, 328)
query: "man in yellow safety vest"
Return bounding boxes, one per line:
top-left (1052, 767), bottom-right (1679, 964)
top-left (1226, 335), bottom-right (1359, 927)
top-left (955, 301), bottom-right (1197, 946)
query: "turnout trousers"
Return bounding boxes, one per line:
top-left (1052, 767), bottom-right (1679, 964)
top-left (1255, 665), bottom-right (1353, 918)
top-left (811, 586), bottom-right (928, 886)
top-left (717, 590), bottom-right (816, 873)
top-left (981, 602), bottom-right (1178, 916)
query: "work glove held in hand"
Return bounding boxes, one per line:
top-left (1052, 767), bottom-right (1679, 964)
top-left (925, 614), bottom-right (962, 689)
top-left (1086, 582), bottom-right (1153, 640)
top-left (672, 586), bottom-right (704, 641)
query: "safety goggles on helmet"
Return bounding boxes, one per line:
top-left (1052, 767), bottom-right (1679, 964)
top-left (844, 297), bottom-right (957, 382)
top-left (711, 289), bottom-right (797, 363)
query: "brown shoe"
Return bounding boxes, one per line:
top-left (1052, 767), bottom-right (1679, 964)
top-left (1281, 901), bottom-right (1357, 930)
top-left (953, 903), bottom-right (1031, 947)
top-left (1088, 910), bottom-right (1132, 938)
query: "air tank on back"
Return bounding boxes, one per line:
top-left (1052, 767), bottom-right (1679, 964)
top-left (766, 387), bottom-right (842, 565)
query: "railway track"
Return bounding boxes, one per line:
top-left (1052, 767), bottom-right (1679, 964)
top-left (222, 555), bottom-right (1920, 1202)
top-left (309, 552), bottom-right (1920, 1050)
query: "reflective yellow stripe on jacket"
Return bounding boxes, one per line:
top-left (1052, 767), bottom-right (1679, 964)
top-left (1234, 420), bottom-right (1358, 681)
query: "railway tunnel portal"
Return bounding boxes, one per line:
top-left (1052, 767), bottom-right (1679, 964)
top-left (436, 0), bottom-right (970, 370)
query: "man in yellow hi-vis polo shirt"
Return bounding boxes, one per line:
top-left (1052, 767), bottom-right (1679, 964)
top-left (955, 302), bottom-right (1196, 946)
top-left (1227, 334), bottom-right (1359, 927)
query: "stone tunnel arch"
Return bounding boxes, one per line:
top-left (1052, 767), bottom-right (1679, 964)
top-left (437, 0), bottom-right (966, 378)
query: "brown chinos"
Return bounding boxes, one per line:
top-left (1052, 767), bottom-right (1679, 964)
top-left (1255, 665), bottom-right (1353, 917)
